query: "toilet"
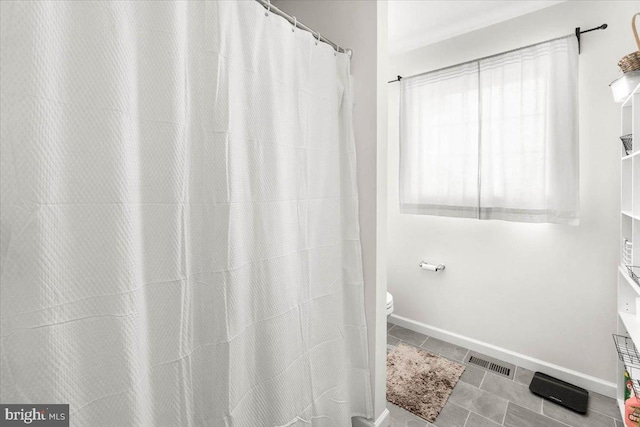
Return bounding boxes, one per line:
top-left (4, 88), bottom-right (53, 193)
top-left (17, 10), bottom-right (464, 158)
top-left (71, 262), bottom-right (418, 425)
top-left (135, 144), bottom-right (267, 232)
top-left (386, 292), bottom-right (394, 317)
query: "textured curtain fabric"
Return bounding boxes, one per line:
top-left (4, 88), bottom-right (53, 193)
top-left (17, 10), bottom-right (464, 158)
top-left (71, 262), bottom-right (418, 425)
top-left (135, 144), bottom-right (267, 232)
top-left (400, 36), bottom-right (579, 224)
top-left (0, 2), bottom-right (372, 426)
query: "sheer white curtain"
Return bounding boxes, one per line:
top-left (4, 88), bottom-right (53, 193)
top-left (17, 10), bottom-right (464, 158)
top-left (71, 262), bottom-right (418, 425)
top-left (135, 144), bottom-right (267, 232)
top-left (400, 36), bottom-right (579, 224)
top-left (0, 1), bottom-right (372, 426)
top-left (400, 62), bottom-right (480, 218)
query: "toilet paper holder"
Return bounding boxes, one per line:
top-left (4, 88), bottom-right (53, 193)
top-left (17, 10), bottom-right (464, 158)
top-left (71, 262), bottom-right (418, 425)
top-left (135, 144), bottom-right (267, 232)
top-left (419, 261), bottom-right (445, 272)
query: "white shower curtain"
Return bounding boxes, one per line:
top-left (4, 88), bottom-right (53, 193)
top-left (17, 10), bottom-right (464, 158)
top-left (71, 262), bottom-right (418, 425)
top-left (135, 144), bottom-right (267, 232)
top-left (0, 1), bottom-right (372, 426)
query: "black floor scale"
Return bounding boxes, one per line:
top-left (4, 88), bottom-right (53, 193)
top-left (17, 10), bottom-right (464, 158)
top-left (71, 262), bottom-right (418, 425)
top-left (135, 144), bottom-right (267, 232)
top-left (529, 372), bottom-right (589, 414)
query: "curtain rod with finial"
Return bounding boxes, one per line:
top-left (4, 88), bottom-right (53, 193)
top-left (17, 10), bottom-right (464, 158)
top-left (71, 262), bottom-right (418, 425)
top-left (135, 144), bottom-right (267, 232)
top-left (388, 24), bottom-right (607, 84)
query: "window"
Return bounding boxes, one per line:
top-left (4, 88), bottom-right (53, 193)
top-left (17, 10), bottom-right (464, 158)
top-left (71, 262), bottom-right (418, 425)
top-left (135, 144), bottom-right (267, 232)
top-left (399, 36), bottom-right (579, 225)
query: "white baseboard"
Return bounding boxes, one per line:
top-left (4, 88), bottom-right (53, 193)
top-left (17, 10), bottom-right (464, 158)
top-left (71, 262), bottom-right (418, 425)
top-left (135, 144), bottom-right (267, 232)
top-left (352, 408), bottom-right (390, 427)
top-left (389, 314), bottom-right (616, 399)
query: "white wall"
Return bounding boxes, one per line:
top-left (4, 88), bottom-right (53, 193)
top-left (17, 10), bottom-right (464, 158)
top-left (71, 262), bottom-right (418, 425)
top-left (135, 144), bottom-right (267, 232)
top-left (274, 1), bottom-right (388, 425)
top-left (375, 1), bottom-right (389, 425)
top-left (387, 1), bottom-right (638, 395)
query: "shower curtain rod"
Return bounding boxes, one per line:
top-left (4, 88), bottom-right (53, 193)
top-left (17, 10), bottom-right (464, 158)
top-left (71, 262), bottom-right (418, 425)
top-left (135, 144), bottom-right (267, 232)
top-left (254, 0), bottom-right (352, 57)
top-left (388, 24), bottom-right (607, 83)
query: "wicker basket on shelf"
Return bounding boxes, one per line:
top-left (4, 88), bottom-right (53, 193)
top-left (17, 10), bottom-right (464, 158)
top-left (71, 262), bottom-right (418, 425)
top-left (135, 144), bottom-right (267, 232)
top-left (621, 134), bottom-right (633, 155)
top-left (619, 13), bottom-right (640, 73)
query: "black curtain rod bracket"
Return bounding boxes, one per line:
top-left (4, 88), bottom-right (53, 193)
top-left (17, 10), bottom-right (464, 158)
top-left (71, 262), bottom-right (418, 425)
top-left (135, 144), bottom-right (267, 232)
top-left (388, 75), bottom-right (402, 84)
top-left (575, 23), bottom-right (607, 54)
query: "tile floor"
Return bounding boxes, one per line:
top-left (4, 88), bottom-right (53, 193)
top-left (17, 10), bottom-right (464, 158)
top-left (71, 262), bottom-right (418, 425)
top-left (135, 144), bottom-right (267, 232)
top-left (386, 323), bottom-right (623, 427)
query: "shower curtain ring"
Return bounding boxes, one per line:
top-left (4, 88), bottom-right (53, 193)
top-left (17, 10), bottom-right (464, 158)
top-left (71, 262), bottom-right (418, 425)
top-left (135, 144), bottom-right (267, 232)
top-left (292, 16), bottom-right (297, 32)
top-left (265, 0), bottom-right (271, 16)
top-left (315, 32), bottom-right (321, 46)
top-left (335, 44), bottom-right (339, 56)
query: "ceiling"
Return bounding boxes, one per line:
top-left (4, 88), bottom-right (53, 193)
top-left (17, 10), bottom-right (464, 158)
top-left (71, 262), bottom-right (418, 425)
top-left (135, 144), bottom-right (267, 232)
top-left (388, 1), bottom-right (565, 55)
